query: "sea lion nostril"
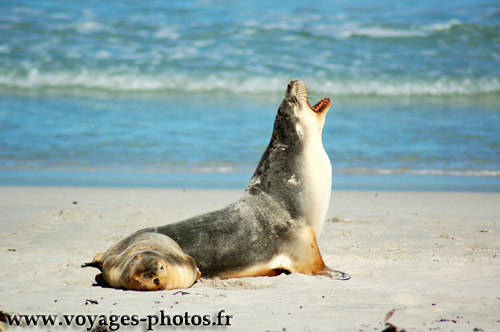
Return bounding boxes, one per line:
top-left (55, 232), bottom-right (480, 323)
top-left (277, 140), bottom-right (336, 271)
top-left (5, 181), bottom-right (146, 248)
top-left (153, 278), bottom-right (160, 286)
top-left (287, 80), bottom-right (299, 94)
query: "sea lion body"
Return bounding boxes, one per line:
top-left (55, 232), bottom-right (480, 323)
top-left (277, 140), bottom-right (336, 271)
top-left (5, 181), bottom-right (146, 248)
top-left (90, 232), bottom-right (200, 291)
top-left (139, 80), bottom-right (348, 280)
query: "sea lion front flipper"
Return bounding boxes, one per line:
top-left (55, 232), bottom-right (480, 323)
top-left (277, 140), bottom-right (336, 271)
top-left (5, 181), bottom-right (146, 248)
top-left (281, 227), bottom-right (329, 275)
top-left (283, 227), bottom-right (349, 280)
top-left (317, 266), bottom-right (351, 280)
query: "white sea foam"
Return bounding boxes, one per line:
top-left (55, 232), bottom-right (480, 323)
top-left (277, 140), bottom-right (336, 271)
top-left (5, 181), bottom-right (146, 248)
top-left (0, 70), bottom-right (499, 97)
top-left (12, 6), bottom-right (43, 15)
top-left (423, 19), bottom-right (462, 31)
top-left (338, 168), bottom-right (500, 177)
top-left (74, 21), bottom-right (110, 33)
top-left (154, 27), bottom-right (180, 40)
top-left (319, 77), bottom-right (500, 96)
top-left (95, 51), bottom-right (111, 59)
top-left (0, 45), bottom-right (11, 53)
top-left (331, 19), bottom-right (463, 40)
top-left (340, 26), bottom-right (428, 39)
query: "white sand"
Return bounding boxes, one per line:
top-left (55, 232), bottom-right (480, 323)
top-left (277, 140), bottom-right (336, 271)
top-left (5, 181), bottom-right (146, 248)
top-left (0, 186), bottom-right (499, 332)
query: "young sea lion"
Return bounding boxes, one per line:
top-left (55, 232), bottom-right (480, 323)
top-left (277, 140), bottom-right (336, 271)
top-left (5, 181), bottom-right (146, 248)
top-left (85, 232), bottom-right (200, 291)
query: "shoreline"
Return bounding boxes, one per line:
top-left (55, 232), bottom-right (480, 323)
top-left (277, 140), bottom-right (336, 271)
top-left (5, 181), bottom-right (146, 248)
top-left (1, 186), bottom-right (499, 331)
top-left (2, 169), bottom-right (500, 193)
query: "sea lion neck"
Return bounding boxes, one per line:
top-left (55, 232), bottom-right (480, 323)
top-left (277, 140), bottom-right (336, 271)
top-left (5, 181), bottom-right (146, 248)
top-left (245, 103), bottom-right (306, 215)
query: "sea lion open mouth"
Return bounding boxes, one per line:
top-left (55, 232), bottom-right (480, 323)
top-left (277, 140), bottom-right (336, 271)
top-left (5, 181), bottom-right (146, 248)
top-left (309, 97), bottom-right (331, 114)
top-left (287, 80), bottom-right (331, 114)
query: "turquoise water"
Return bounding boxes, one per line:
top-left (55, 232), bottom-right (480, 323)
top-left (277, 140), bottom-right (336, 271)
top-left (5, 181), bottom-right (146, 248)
top-left (1, 0), bottom-right (500, 191)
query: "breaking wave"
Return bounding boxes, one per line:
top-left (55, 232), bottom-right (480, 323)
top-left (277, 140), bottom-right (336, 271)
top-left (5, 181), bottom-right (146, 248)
top-left (1, 70), bottom-right (499, 97)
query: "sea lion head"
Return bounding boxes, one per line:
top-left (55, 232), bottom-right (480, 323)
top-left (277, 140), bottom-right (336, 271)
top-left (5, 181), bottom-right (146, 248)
top-left (277, 80), bottom-right (331, 140)
top-left (285, 80), bottom-right (331, 115)
top-left (122, 251), bottom-right (169, 291)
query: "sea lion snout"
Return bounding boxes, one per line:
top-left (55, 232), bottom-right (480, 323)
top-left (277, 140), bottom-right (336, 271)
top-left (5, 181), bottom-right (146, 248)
top-left (287, 79), bottom-right (299, 90)
top-left (286, 80), bottom-right (331, 115)
top-left (125, 253), bottom-right (169, 290)
top-left (286, 80), bottom-right (308, 102)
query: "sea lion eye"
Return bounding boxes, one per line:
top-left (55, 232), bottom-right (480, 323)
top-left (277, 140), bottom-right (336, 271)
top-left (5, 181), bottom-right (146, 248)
top-left (153, 278), bottom-right (160, 286)
top-left (160, 265), bottom-right (164, 270)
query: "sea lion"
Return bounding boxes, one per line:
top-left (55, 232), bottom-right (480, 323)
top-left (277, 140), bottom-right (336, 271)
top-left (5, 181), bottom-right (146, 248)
top-left (85, 232), bottom-right (200, 291)
top-left (138, 80), bottom-right (349, 280)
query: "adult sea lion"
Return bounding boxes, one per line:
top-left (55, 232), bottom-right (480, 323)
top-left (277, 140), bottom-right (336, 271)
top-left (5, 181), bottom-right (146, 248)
top-left (85, 232), bottom-right (200, 291)
top-left (139, 80), bottom-right (349, 280)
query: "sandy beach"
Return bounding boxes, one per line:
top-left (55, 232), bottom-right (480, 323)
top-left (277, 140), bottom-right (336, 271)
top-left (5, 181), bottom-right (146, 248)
top-left (0, 186), bottom-right (498, 332)
top-left (2, 0), bottom-right (500, 331)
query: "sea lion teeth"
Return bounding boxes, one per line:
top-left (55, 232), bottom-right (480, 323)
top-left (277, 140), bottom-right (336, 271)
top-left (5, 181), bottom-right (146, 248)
top-left (311, 98), bottom-right (330, 113)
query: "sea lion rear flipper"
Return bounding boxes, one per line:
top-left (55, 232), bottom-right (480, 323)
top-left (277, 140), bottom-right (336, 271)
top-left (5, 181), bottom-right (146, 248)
top-left (81, 261), bottom-right (101, 269)
top-left (81, 252), bottom-right (105, 270)
top-left (92, 252), bottom-right (104, 264)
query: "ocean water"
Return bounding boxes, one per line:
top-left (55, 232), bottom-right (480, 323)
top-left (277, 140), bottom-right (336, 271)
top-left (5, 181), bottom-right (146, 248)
top-left (1, 0), bottom-right (499, 191)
